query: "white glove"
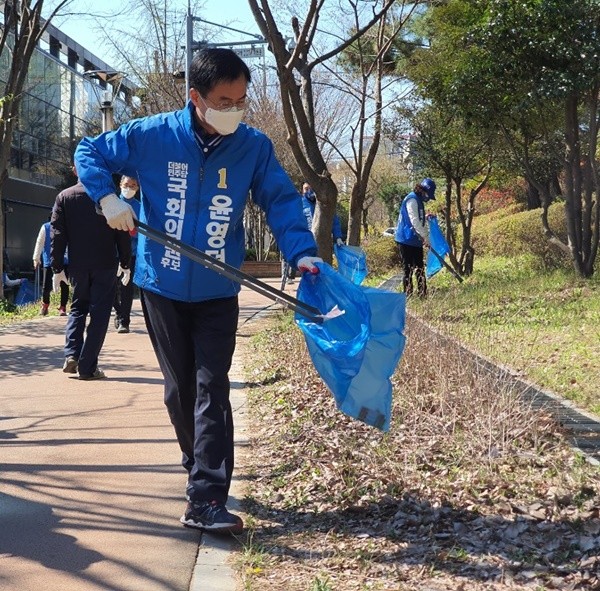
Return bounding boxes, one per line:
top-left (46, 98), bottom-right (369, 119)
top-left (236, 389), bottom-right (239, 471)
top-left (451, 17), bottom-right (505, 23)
top-left (53, 270), bottom-right (68, 292)
top-left (100, 193), bottom-right (136, 231)
top-left (297, 256), bottom-right (323, 274)
top-left (118, 265), bottom-right (131, 286)
top-left (336, 238), bottom-right (344, 247)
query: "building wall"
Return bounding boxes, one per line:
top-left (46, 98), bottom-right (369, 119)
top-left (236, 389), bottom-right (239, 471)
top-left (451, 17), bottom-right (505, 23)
top-left (1, 18), bottom-right (135, 271)
top-left (2, 178), bottom-right (59, 276)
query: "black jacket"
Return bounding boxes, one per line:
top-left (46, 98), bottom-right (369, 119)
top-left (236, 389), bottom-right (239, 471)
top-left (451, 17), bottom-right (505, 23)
top-left (50, 182), bottom-right (131, 272)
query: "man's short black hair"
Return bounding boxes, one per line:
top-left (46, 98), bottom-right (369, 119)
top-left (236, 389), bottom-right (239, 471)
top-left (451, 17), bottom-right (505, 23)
top-left (189, 48), bottom-right (251, 95)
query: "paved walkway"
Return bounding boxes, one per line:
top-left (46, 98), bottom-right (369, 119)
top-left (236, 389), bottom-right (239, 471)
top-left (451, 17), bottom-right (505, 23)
top-left (0, 279), bottom-right (282, 591)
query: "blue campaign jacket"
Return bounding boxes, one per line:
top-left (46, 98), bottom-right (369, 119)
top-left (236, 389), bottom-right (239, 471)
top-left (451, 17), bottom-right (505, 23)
top-left (75, 102), bottom-right (317, 302)
top-left (301, 192), bottom-right (343, 240)
top-left (119, 195), bottom-right (141, 254)
top-left (394, 191), bottom-right (426, 247)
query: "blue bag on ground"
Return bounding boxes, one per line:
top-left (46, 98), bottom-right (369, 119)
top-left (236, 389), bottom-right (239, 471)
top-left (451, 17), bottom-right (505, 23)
top-left (426, 216), bottom-right (450, 278)
top-left (334, 244), bottom-right (368, 285)
top-left (15, 279), bottom-right (37, 306)
top-left (295, 263), bottom-right (406, 431)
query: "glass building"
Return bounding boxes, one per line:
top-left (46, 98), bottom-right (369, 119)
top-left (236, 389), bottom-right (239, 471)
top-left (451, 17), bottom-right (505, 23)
top-left (1, 16), bottom-right (136, 272)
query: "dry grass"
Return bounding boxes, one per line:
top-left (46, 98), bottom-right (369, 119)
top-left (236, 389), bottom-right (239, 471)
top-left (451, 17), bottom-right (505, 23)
top-left (238, 312), bottom-right (600, 591)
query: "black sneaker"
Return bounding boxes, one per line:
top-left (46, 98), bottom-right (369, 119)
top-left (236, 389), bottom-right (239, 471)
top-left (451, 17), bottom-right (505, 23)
top-left (62, 356), bottom-right (78, 374)
top-left (180, 500), bottom-right (243, 534)
top-left (117, 324), bottom-right (130, 334)
top-left (114, 317), bottom-right (120, 330)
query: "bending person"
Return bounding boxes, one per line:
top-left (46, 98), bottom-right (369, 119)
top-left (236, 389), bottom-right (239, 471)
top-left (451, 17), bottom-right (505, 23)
top-left (394, 178), bottom-right (436, 298)
top-left (75, 48), bottom-right (321, 534)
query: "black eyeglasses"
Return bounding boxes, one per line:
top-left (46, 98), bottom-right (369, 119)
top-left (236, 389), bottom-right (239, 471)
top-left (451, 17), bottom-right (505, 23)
top-left (200, 94), bottom-right (248, 112)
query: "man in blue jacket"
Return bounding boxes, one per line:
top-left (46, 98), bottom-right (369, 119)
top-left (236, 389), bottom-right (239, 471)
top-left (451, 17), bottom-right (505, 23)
top-left (75, 47), bottom-right (321, 534)
top-left (301, 182), bottom-right (344, 245)
top-left (394, 178), bottom-right (436, 298)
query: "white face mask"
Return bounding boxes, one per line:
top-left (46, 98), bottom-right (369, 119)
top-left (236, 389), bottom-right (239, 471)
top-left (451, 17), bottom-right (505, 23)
top-left (121, 187), bottom-right (137, 199)
top-left (204, 107), bottom-right (244, 135)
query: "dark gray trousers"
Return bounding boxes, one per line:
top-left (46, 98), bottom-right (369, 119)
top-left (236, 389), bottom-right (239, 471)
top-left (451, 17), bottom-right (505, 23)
top-left (141, 289), bottom-right (238, 505)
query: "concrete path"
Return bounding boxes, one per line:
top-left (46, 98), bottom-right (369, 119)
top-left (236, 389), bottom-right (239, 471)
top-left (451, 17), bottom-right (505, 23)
top-left (0, 279), bottom-right (282, 591)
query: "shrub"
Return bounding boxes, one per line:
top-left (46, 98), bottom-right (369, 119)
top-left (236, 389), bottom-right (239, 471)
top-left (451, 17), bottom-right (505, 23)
top-left (361, 234), bottom-right (401, 277)
top-left (0, 298), bottom-right (17, 315)
top-left (472, 202), bottom-right (570, 269)
top-left (476, 186), bottom-right (522, 216)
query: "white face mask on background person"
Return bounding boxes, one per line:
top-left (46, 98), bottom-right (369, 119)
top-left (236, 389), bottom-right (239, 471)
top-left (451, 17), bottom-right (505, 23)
top-left (203, 107), bottom-right (244, 135)
top-left (121, 187), bottom-right (137, 199)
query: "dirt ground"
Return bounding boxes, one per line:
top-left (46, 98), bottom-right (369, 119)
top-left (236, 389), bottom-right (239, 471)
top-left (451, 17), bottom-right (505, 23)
top-left (236, 314), bottom-right (600, 591)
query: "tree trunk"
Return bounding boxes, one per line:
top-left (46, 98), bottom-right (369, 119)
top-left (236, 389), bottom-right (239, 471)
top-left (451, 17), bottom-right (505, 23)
top-left (347, 183), bottom-right (363, 246)
top-left (525, 180), bottom-right (542, 209)
top-left (563, 92), bottom-right (587, 276)
top-left (312, 177), bottom-right (338, 264)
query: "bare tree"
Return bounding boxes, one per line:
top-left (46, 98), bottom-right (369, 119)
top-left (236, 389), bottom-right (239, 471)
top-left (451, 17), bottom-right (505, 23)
top-left (244, 73), bottom-right (302, 260)
top-left (323, 2), bottom-right (417, 246)
top-left (247, 0), bottom-right (396, 262)
top-left (90, 0), bottom-right (206, 115)
top-left (395, 103), bottom-right (494, 276)
top-left (0, 0), bottom-right (72, 284)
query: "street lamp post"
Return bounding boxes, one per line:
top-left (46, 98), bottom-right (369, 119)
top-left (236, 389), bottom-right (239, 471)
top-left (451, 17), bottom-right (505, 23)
top-left (83, 70), bottom-right (125, 133)
top-left (184, 4), bottom-right (268, 95)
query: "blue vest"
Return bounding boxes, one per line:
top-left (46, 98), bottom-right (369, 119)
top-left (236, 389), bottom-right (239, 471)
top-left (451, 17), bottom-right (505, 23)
top-left (42, 222), bottom-right (52, 267)
top-left (394, 192), bottom-right (425, 247)
top-left (301, 194), bottom-right (343, 240)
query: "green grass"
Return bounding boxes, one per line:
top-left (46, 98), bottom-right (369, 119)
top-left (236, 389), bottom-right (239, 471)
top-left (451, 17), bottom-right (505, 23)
top-left (409, 254), bottom-right (600, 415)
top-left (0, 293), bottom-right (66, 324)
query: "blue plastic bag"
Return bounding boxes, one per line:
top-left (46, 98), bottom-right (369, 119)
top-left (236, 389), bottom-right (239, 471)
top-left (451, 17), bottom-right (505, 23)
top-left (295, 263), bottom-right (406, 431)
top-left (15, 279), bottom-right (37, 306)
top-left (334, 244), bottom-right (368, 285)
top-left (426, 216), bottom-right (450, 278)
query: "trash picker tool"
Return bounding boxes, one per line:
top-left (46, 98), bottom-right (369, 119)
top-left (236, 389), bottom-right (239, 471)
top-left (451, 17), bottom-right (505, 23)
top-left (429, 246), bottom-right (464, 283)
top-left (134, 220), bottom-right (326, 323)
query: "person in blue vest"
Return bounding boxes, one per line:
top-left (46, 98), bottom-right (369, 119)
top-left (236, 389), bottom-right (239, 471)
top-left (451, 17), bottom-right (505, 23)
top-left (2, 272), bottom-right (24, 303)
top-left (33, 215), bottom-right (70, 316)
top-left (112, 176), bottom-right (140, 334)
top-left (394, 178), bottom-right (436, 298)
top-left (74, 47), bottom-right (320, 535)
top-left (285, 182), bottom-right (344, 284)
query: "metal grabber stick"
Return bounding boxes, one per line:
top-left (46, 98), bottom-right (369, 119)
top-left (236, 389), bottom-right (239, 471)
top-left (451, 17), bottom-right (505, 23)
top-left (134, 220), bottom-right (325, 323)
top-left (428, 246), bottom-right (464, 283)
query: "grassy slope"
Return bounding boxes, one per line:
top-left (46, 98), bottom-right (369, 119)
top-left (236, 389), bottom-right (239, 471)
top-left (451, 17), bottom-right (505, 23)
top-left (409, 254), bottom-right (600, 415)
